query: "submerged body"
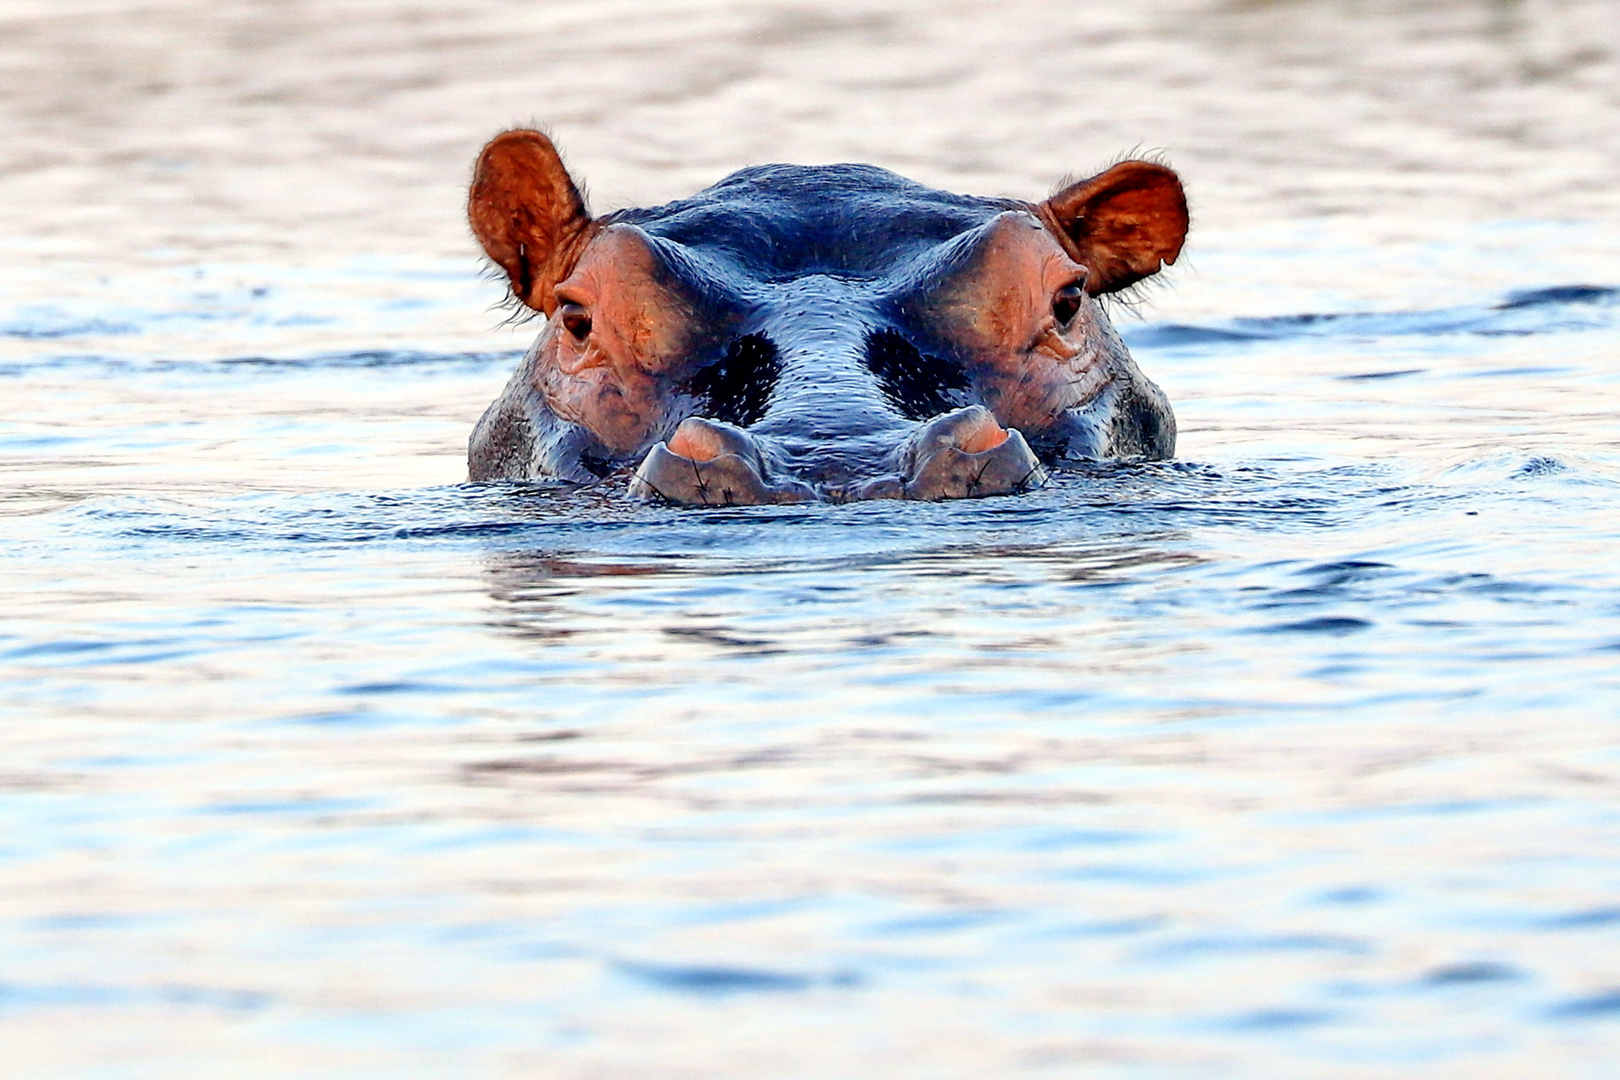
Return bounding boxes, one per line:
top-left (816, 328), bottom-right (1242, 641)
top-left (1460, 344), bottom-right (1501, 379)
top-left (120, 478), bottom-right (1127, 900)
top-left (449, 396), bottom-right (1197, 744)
top-left (467, 131), bottom-right (1188, 504)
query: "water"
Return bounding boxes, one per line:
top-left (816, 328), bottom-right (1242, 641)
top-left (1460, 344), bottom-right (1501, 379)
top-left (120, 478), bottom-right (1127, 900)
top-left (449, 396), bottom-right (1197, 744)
top-left (5, 2), bottom-right (1620, 1077)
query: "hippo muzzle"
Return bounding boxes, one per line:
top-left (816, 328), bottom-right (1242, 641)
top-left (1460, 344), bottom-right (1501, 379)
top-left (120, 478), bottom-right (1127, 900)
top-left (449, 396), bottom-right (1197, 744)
top-left (627, 406), bottom-right (1045, 506)
top-left (465, 130), bottom-right (1187, 504)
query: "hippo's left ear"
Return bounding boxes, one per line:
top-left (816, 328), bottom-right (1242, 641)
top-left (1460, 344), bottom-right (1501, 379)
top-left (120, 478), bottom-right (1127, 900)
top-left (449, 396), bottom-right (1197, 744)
top-left (1040, 161), bottom-right (1188, 296)
top-left (468, 129), bottom-right (595, 314)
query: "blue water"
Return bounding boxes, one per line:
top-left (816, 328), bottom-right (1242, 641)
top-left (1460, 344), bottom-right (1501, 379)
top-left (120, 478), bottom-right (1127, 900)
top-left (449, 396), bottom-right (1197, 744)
top-left (4, 267), bottom-right (1620, 1078)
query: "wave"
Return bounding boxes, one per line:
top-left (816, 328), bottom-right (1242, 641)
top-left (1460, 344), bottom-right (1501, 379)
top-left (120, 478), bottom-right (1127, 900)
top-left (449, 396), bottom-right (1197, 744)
top-left (1123, 284), bottom-right (1618, 352)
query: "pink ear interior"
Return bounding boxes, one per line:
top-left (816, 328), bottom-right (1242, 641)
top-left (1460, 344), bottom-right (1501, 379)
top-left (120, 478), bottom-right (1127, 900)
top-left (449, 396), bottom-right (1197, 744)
top-left (1041, 162), bottom-right (1188, 295)
top-left (467, 130), bottom-right (594, 312)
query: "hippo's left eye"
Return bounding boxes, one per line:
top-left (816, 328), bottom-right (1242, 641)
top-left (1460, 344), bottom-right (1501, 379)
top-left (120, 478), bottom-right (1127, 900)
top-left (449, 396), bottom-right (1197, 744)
top-left (1052, 283), bottom-right (1084, 328)
top-left (558, 303), bottom-right (592, 342)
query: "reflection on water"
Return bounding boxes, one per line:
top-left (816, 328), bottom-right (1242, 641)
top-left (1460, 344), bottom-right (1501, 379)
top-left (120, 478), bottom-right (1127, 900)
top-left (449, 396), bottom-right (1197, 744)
top-left (6, 293), bottom-right (1620, 1072)
top-left (5, 0), bottom-right (1620, 1077)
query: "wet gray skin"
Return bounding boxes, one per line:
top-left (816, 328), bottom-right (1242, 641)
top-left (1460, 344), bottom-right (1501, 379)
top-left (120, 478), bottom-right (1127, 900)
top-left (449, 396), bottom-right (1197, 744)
top-left (623, 277), bottom-right (1049, 506)
top-left (465, 131), bottom-right (1187, 505)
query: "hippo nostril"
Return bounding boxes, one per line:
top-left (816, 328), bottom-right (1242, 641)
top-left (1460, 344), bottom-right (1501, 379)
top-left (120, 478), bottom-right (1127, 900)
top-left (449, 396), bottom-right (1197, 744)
top-left (953, 415), bottom-right (1010, 455)
top-left (878, 404), bottom-right (1046, 501)
top-left (666, 418), bottom-right (725, 462)
top-left (629, 417), bottom-right (816, 506)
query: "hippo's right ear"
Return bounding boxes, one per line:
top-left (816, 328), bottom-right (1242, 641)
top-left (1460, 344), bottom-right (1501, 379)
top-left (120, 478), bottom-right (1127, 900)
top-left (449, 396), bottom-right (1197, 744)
top-left (1040, 161), bottom-right (1188, 296)
top-left (468, 130), bottom-right (595, 314)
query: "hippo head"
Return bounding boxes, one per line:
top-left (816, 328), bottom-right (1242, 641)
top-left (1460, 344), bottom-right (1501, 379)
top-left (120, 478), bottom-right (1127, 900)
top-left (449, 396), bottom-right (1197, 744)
top-left (467, 130), bottom-right (1188, 504)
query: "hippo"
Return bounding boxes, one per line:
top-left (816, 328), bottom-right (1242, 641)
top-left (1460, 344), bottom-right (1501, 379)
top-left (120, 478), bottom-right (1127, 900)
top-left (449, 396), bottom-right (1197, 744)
top-left (467, 130), bottom-right (1188, 504)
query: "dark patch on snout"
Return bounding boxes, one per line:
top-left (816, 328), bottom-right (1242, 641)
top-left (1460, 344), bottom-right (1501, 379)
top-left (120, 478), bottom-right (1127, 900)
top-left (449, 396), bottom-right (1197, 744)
top-left (683, 334), bottom-right (780, 428)
top-left (863, 329), bottom-right (971, 420)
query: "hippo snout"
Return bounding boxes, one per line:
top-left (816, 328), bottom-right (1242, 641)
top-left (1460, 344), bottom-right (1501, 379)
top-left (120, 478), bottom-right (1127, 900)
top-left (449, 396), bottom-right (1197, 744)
top-left (628, 417), bottom-right (815, 507)
top-left (856, 406), bottom-right (1047, 502)
top-left (627, 407), bottom-right (1046, 507)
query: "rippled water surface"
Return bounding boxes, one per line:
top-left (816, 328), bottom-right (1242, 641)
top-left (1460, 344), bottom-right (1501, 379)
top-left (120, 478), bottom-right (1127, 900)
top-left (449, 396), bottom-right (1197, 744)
top-left (5, 2), bottom-right (1620, 1077)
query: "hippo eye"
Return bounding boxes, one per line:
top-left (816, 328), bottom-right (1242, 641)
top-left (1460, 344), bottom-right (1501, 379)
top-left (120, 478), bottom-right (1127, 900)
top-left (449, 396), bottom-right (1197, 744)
top-left (558, 303), bottom-right (592, 342)
top-left (1052, 283), bottom-right (1085, 327)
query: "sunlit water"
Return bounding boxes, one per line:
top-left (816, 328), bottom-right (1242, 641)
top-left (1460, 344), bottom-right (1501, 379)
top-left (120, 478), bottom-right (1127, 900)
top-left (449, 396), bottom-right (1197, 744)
top-left (6, 1), bottom-right (1620, 1077)
top-left (6, 251), bottom-right (1619, 1079)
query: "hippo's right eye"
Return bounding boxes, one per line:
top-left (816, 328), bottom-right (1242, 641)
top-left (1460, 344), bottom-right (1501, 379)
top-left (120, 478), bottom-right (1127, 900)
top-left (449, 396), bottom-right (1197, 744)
top-left (558, 303), bottom-right (592, 341)
top-left (1052, 283), bottom-right (1085, 328)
